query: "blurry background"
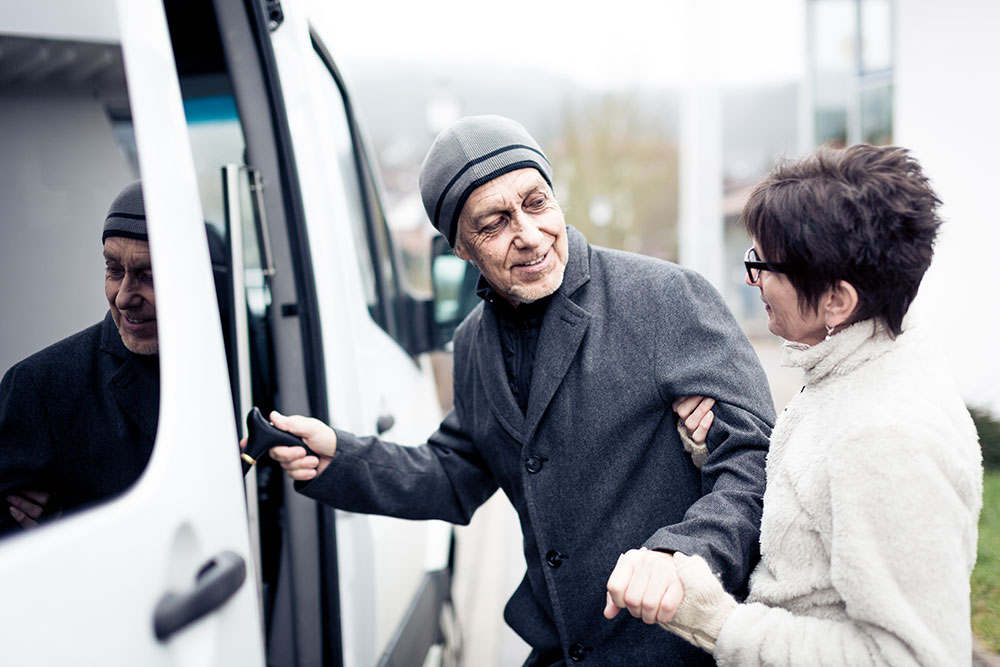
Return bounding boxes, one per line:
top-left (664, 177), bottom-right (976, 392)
top-left (311, 0), bottom-right (1000, 662)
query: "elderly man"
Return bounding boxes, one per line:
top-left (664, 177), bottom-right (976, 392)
top-left (0, 180), bottom-right (159, 532)
top-left (269, 116), bottom-right (775, 666)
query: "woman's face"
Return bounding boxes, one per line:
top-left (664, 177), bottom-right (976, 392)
top-left (746, 242), bottom-right (828, 345)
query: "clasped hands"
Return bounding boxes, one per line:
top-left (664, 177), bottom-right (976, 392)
top-left (604, 546), bottom-right (686, 624)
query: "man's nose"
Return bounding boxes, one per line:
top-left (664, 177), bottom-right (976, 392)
top-left (116, 273), bottom-right (143, 307)
top-left (511, 212), bottom-right (543, 248)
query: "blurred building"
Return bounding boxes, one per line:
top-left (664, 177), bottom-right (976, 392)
top-left (682, 0), bottom-right (1000, 417)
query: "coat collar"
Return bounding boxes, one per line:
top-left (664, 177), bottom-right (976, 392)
top-left (100, 310), bottom-right (160, 437)
top-left (476, 225), bottom-right (593, 444)
top-left (781, 318), bottom-right (896, 386)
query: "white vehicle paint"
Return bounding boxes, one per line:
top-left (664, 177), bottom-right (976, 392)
top-left (0, 1), bottom-right (459, 665)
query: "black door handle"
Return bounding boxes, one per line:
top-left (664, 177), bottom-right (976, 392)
top-left (376, 413), bottom-right (395, 434)
top-left (154, 550), bottom-right (247, 641)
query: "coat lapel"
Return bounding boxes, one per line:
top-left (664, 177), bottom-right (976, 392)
top-left (474, 226), bottom-right (593, 445)
top-left (476, 305), bottom-right (529, 443)
top-left (522, 226), bottom-right (592, 442)
top-left (522, 293), bottom-right (590, 443)
top-left (100, 313), bottom-right (160, 437)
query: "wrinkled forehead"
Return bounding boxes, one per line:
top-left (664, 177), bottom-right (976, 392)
top-left (462, 168), bottom-right (551, 216)
top-left (103, 236), bottom-right (152, 266)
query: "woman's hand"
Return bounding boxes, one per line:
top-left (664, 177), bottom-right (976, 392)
top-left (672, 396), bottom-right (716, 445)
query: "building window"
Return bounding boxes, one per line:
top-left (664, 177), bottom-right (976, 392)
top-left (808, 0), bottom-right (894, 147)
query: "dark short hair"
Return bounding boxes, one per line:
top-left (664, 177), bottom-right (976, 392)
top-left (741, 144), bottom-right (942, 336)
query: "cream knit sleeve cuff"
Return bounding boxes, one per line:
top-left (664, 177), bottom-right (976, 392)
top-left (659, 554), bottom-right (737, 654)
top-left (677, 420), bottom-right (709, 468)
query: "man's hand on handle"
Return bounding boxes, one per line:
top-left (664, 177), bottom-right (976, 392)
top-left (248, 411), bottom-right (337, 481)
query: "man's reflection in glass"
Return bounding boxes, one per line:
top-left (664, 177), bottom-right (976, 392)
top-left (0, 181), bottom-right (159, 533)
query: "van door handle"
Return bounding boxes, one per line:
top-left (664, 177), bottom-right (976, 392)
top-left (154, 550), bottom-right (247, 641)
top-left (376, 413), bottom-right (395, 434)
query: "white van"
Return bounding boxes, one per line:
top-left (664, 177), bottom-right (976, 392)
top-left (0, 1), bottom-right (465, 664)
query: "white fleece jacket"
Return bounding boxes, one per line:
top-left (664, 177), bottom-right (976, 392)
top-left (715, 320), bottom-right (983, 666)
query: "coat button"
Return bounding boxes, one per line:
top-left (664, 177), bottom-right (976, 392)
top-left (569, 643), bottom-right (591, 662)
top-left (525, 455), bottom-right (543, 473)
top-left (545, 550), bottom-right (567, 568)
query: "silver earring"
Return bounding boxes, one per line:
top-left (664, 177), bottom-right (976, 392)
top-left (825, 324), bottom-right (835, 341)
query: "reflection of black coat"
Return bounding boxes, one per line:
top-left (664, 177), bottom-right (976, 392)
top-left (303, 228), bottom-right (775, 666)
top-left (0, 312), bottom-right (158, 527)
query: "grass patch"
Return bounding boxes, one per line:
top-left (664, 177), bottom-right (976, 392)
top-left (973, 470), bottom-right (1000, 652)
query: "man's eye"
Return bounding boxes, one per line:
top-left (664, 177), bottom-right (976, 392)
top-left (106, 266), bottom-right (124, 279)
top-left (481, 217), bottom-right (506, 234)
top-left (527, 195), bottom-right (547, 209)
top-left (140, 272), bottom-right (154, 286)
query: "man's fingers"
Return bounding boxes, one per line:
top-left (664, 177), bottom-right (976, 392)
top-left (7, 494), bottom-right (44, 519)
top-left (603, 592), bottom-right (621, 620)
top-left (269, 411), bottom-right (320, 439)
top-left (9, 505), bottom-right (38, 528)
top-left (656, 579), bottom-right (685, 624)
top-left (268, 445), bottom-right (306, 463)
top-left (20, 489), bottom-right (49, 505)
top-left (287, 467), bottom-right (318, 482)
top-left (621, 551), bottom-right (653, 618)
top-left (605, 552), bottom-right (636, 614)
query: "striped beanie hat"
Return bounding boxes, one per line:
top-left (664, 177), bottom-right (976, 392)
top-left (419, 115), bottom-right (553, 246)
top-left (102, 180), bottom-right (147, 243)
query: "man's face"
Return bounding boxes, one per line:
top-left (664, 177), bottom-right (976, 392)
top-left (104, 237), bottom-right (157, 355)
top-left (453, 168), bottom-right (568, 306)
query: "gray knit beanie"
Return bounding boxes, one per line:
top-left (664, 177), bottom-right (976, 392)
top-left (419, 115), bottom-right (553, 246)
top-left (102, 180), bottom-right (147, 243)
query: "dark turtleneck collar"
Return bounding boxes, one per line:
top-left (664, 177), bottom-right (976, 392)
top-left (475, 274), bottom-right (553, 322)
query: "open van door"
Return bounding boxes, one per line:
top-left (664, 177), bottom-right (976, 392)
top-left (0, 1), bottom-right (263, 663)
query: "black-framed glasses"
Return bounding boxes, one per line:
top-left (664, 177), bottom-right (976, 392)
top-left (743, 247), bottom-right (789, 283)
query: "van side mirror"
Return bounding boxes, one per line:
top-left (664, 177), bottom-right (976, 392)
top-left (430, 234), bottom-right (480, 348)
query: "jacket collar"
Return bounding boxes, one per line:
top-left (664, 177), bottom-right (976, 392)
top-left (781, 318), bottom-right (896, 386)
top-left (475, 225), bottom-right (593, 444)
top-left (99, 310), bottom-right (160, 436)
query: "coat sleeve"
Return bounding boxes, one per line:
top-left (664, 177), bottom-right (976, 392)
top-left (295, 403), bottom-right (499, 525)
top-left (714, 421), bottom-right (979, 666)
top-left (642, 267), bottom-right (775, 594)
top-left (0, 363), bottom-right (58, 531)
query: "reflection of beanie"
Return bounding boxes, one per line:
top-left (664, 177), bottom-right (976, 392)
top-left (102, 180), bottom-right (147, 243)
top-left (419, 115), bottom-right (553, 246)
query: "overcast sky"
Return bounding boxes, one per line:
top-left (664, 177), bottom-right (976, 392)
top-left (313, 0), bottom-right (806, 90)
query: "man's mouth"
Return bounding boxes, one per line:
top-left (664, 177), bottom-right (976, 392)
top-left (516, 250), bottom-right (548, 267)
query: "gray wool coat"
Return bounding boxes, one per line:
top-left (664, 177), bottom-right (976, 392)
top-left (301, 227), bottom-right (775, 666)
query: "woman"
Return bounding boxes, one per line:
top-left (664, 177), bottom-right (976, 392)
top-left (664, 145), bottom-right (983, 665)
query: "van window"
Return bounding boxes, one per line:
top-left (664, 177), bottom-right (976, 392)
top-left (0, 33), bottom-right (158, 537)
top-left (305, 43), bottom-right (381, 322)
top-left (309, 34), bottom-right (404, 341)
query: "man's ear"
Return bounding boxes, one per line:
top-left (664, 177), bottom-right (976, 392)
top-left (823, 280), bottom-right (859, 328)
top-left (452, 235), bottom-right (470, 261)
